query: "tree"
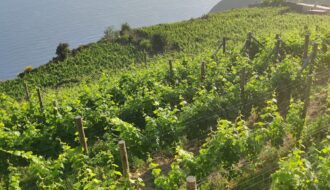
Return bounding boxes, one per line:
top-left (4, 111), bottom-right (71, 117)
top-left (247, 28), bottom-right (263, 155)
top-left (120, 23), bottom-right (131, 36)
top-left (151, 33), bottom-right (168, 53)
top-left (55, 43), bottom-right (70, 61)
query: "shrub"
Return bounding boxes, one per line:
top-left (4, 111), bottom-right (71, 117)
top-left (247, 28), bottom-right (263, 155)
top-left (139, 39), bottom-right (152, 51)
top-left (120, 23), bottom-right (131, 36)
top-left (55, 43), bottom-right (71, 61)
top-left (144, 107), bottom-right (180, 152)
top-left (151, 33), bottom-right (169, 53)
top-left (18, 66), bottom-right (33, 78)
top-left (104, 26), bottom-right (117, 42)
top-left (24, 66), bottom-right (33, 73)
top-left (271, 149), bottom-right (322, 190)
top-left (201, 14), bottom-right (209, 19)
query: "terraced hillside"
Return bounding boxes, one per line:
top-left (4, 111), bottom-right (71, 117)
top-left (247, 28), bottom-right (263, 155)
top-left (0, 7), bottom-right (329, 190)
top-left (1, 7), bottom-right (329, 99)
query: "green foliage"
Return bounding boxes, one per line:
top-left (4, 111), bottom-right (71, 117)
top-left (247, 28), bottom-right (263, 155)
top-left (55, 43), bottom-right (71, 61)
top-left (120, 23), bottom-right (131, 36)
top-left (286, 100), bottom-right (304, 139)
top-left (271, 142), bottom-right (330, 190)
top-left (139, 39), bottom-right (152, 51)
top-left (152, 162), bottom-right (185, 190)
top-left (104, 26), bottom-right (118, 42)
top-left (23, 66), bottom-right (33, 74)
top-left (109, 118), bottom-right (143, 156)
top-left (271, 57), bottom-right (300, 117)
top-left (145, 107), bottom-right (180, 151)
top-left (151, 33), bottom-right (169, 53)
top-left (0, 7), bottom-right (329, 190)
top-left (1, 8), bottom-right (330, 99)
top-left (0, 43), bottom-right (143, 98)
top-left (262, 0), bottom-right (287, 6)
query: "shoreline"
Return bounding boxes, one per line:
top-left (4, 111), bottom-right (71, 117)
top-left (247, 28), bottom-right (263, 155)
top-left (0, 0), bottom-right (219, 81)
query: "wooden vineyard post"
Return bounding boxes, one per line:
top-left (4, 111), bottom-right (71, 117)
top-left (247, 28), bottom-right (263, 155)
top-left (275, 34), bottom-right (282, 63)
top-left (222, 37), bottom-right (227, 54)
top-left (23, 82), bottom-right (30, 101)
top-left (168, 60), bottom-right (174, 84)
top-left (247, 32), bottom-right (253, 59)
top-left (75, 116), bottom-right (89, 154)
top-left (118, 140), bottom-right (130, 178)
top-left (169, 59), bottom-right (174, 81)
top-left (201, 61), bottom-right (206, 82)
top-left (303, 34), bottom-right (310, 61)
top-left (53, 100), bottom-right (59, 115)
top-left (144, 51), bottom-right (148, 65)
top-left (275, 34), bottom-right (280, 40)
top-left (36, 88), bottom-right (44, 113)
top-left (240, 68), bottom-right (247, 114)
top-left (309, 43), bottom-right (318, 75)
top-left (302, 43), bottom-right (318, 118)
top-left (186, 176), bottom-right (197, 190)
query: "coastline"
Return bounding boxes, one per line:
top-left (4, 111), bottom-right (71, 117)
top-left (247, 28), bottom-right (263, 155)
top-left (0, 0), bottom-right (219, 81)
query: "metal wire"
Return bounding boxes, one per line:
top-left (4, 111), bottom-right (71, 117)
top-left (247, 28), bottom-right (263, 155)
top-left (195, 124), bottom-right (330, 189)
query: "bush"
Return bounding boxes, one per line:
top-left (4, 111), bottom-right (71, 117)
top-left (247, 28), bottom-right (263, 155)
top-left (24, 66), bottom-right (33, 73)
top-left (18, 66), bottom-right (33, 78)
top-left (120, 23), bottom-right (131, 36)
top-left (55, 43), bottom-right (70, 61)
top-left (151, 33), bottom-right (169, 53)
top-left (139, 39), bottom-right (152, 51)
top-left (271, 147), bottom-right (330, 190)
top-left (104, 26), bottom-right (117, 42)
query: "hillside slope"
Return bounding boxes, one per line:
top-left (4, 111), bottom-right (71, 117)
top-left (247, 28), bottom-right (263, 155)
top-left (0, 7), bottom-right (329, 190)
top-left (210, 0), bottom-right (330, 13)
top-left (1, 7), bottom-right (330, 100)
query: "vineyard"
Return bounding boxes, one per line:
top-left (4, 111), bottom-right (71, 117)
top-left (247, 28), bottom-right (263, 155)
top-left (0, 7), bottom-right (330, 190)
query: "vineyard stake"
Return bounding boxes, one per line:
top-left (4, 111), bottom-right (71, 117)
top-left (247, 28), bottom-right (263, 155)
top-left (144, 51), bottom-right (148, 65)
top-left (275, 34), bottom-right (280, 40)
top-left (223, 37), bottom-right (227, 54)
top-left (23, 82), bottom-right (30, 101)
top-left (303, 34), bottom-right (310, 61)
top-left (53, 100), bottom-right (59, 115)
top-left (169, 59), bottom-right (174, 80)
top-left (275, 35), bottom-right (282, 63)
top-left (302, 43), bottom-right (318, 118)
top-left (201, 61), bottom-right (206, 82)
top-left (309, 43), bottom-right (318, 74)
top-left (212, 40), bottom-right (223, 59)
top-left (186, 176), bottom-right (197, 190)
top-left (240, 68), bottom-right (246, 112)
top-left (75, 116), bottom-right (89, 154)
top-left (37, 88), bottom-right (44, 113)
top-left (118, 140), bottom-right (130, 178)
top-left (247, 32), bottom-right (253, 58)
top-left (168, 59), bottom-right (174, 84)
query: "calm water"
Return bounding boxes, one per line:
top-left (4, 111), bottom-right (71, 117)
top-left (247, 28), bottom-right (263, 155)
top-left (0, 0), bottom-right (219, 80)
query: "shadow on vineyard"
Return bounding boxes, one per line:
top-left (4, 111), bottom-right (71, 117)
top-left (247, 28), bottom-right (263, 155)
top-left (0, 7), bottom-right (330, 190)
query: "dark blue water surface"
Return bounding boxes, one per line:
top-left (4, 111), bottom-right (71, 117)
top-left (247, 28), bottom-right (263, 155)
top-left (0, 0), bottom-right (219, 80)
